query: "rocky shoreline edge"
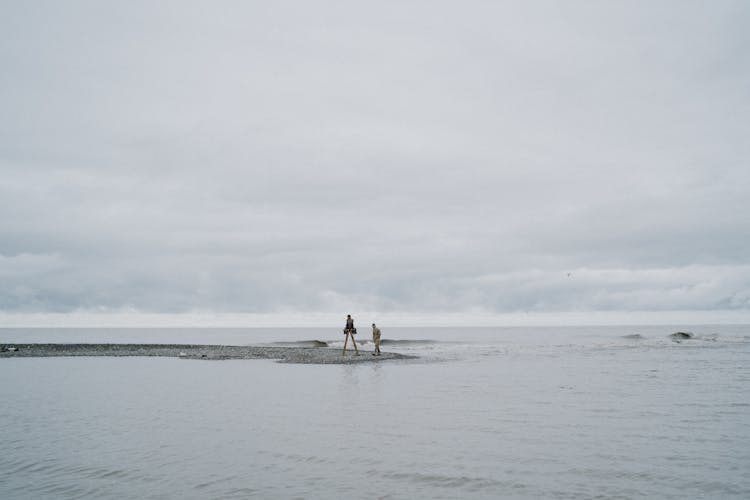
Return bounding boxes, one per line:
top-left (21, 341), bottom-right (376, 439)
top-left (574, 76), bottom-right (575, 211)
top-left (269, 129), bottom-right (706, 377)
top-left (0, 344), bottom-right (415, 364)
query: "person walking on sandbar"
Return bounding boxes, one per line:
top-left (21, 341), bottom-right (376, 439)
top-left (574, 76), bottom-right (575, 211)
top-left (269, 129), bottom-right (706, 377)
top-left (342, 314), bottom-right (359, 355)
top-left (371, 323), bottom-right (381, 356)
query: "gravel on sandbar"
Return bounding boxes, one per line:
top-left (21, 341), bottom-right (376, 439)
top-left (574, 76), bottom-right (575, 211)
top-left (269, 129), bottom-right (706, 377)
top-left (0, 344), bottom-right (415, 364)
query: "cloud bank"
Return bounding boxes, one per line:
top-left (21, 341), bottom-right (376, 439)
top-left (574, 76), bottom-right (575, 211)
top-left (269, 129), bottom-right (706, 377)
top-left (1, 1), bottom-right (749, 323)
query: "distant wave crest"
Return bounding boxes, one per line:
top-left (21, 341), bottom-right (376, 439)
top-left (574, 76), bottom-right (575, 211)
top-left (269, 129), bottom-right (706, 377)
top-left (269, 340), bottom-right (329, 348)
top-left (379, 339), bottom-right (439, 345)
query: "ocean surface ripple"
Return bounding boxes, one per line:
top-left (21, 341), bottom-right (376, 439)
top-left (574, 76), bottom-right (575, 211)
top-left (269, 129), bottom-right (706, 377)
top-left (1, 325), bottom-right (749, 499)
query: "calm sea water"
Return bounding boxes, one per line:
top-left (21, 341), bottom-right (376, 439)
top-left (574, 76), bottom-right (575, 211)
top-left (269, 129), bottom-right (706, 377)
top-left (1, 326), bottom-right (749, 499)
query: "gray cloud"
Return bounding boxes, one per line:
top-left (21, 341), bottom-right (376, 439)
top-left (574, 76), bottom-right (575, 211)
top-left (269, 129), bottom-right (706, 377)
top-left (1, 1), bottom-right (749, 318)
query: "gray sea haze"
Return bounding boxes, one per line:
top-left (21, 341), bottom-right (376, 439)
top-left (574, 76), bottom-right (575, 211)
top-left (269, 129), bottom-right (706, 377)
top-left (1, 326), bottom-right (749, 499)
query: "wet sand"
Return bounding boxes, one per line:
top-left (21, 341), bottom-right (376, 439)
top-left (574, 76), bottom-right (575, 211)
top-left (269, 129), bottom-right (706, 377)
top-left (0, 344), bottom-right (414, 364)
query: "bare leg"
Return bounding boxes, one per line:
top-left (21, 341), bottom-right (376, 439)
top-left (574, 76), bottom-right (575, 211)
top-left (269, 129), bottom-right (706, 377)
top-left (342, 333), bottom-right (349, 355)
top-left (351, 334), bottom-right (359, 355)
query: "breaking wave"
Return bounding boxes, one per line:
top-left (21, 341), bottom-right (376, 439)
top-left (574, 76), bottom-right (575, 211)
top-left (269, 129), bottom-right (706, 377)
top-left (670, 332), bottom-right (693, 340)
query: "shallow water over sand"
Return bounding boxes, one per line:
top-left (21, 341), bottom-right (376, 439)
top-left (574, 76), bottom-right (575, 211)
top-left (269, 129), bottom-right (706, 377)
top-left (1, 326), bottom-right (749, 499)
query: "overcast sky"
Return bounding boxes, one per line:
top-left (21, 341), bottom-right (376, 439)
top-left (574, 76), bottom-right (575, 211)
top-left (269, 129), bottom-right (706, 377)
top-left (1, 1), bottom-right (749, 324)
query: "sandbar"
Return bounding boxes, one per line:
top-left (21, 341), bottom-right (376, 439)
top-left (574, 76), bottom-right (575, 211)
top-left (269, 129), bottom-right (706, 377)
top-left (0, 343), bottom-right (414, 364)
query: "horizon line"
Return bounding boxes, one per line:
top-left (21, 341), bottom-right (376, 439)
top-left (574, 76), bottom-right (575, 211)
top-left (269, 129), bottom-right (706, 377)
top-left (1, 310), bottom-right (749, 328)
